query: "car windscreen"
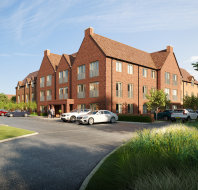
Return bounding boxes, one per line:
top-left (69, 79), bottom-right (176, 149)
top-left (90, 111), bottom-right (98, 114)
top-left (70, 109), bottom-right (79, 113)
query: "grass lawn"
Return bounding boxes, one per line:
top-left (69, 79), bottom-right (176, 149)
top-left (86, 123), bottom-right (198, 190)
top-left (0, 125), bottom-right (35, 140)
top-left (30, 113), bottom-right (38, 116)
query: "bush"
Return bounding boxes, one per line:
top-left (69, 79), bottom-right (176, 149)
top-left (40, 113), bottom-right (47, 116)
top-left (118, 115), bottom-right (151, 122)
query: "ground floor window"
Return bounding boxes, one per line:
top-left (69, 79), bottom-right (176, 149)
top-left (172, 105), bottom-right (177, 110)
top-left (165, 105), bottom-right (170, 109)
top-left (116, 104), bottom-right (122, 113)
top-left (128, 104), bottom-right (133, 113)
top-left (90, 103), bottom-right (99, 110)
top-left (77, 104), bottom-right (85, 109)
top-left (143, 104), bottom-right (147, 114)
top-left (40, 106), bottom-right (45, 113)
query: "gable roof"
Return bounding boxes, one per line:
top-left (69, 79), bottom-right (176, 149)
top-left (150, 50), bottom-right (170, 69)
top-left (18, 81), bottom-right (23, 86)
top-left (22, 70), bottom-right (39, 85)
top-left (48, 53), bottom-right (62, 71)
top-left (91, 33), bottom-right (157, 69)
top-left (180, 68), bottom-right (198, 84)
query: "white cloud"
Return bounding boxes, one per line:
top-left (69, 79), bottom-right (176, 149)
top-left (185, 56), bottom-right (198, 63)
top-left (0, 54), bottom-right (11, 57)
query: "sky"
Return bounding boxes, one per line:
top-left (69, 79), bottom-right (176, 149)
top-left (0, 0), bottom-right (198, 95)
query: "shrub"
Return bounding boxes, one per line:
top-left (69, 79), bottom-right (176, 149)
top-left (118, 115), bottom-right (151, 122)
top-left (40, 113), bottom-right (47, 116)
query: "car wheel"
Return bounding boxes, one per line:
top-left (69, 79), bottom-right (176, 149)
top-left (1, 113), bottom-right (4, 116)
top-left (10, 114), bottom-right (13, 117)
top-left (24, 113), bottom-right (27, 117)
top-left (63, 120), bottom-right (67, 122)
top-left (70, 116), bottom-right (76, 122)
top-left (110, 117), bottom-right (115, 123)
top-left (163, 116), bottom-right (169, 121)
top-left (89, 118), bottom-right (94, 125)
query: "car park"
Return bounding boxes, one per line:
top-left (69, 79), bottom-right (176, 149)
top-left (61, 109), bottom-right (92, 122)
top-left (171, 109), bottom-right (197, 122)
top-left (7, 110), bottom-right (30, 117)
top-left (76, 110), bottom-right (118, 125)
top-left (0, 110), bottom-right (8, 116)
top-left (154, 110), bottom-right (173, 120)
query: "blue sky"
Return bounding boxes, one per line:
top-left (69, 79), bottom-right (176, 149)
top-left (0, 0), bottom-right (198, 95)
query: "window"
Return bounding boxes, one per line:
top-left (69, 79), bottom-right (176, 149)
top-left (165, 72), bottom-right (170, 85)
top-left (172, 105), bottom-right (177, 110)
top-left (78, 65), bottom-right (85, 80)
top-left (90, 103), bottom-right (99, 110)
top-left (59, 88), bottom-right (63, 99)
top-left (78, 84), bottom-right (85, 99)
top-left (186, 82), bottom-right (188, 86)
top-left (165, 105), bottom-right (170, 109)
top-left (32, 81), bottom-right (34, 87)
top-left (40, 77), bottom-right (45, 88)
top-left (18, 95), bottom-right (20, 103)
top-left (172, 89), bottom-right (177, 101)
top-left (151, 70), bottom-right (155, 79)
top-left (40, 91), bottom-right (44, 101)
top-left (90, 82), bottom-right (99, 98)
top-left (173, 74), bottom-right (177, 86)
top-left (26, 82), bottom-right (29, 88)
top-left (165, 88), bottom-right (170, 100)
top-left (64, 70), bottom-right (68, 83)
top-left (47, 75), bottom-right (52, 86)
top-left (143, 86), bottom-right (147, 99)
top-left (77, 104), bottom-right (85, 109)
top-left (181, 91), bottom-right (182, 102)
top-left (128, 84), bottom-right (133, 98)
top-left (22, 95), bottom-right (24, 101)
top-left (59, 71), bottom-right (63, 84)
top-left (64, 87), bottom-right (68, 99)
top-left (116, 104), bottom-right (122, 113)
top-left (116, 82), bottom-right (122, 98)
top-left (47, 90), bottom-right (52, 100)
top-left (32, 93), bottom-right (34, 102)
top-left (143, 68), bottom-right (147, 77)
top-left (128, 64), bottom-right (133, 74)
top-left (191, 92), bottom-right (194, 97)
top-left (151, 87), bottom-right (156, 92)
top-left (191, 80), bottom-right (194, 87)
top-left (40, 106), bottom-right (45, 113)
top-left (26, 94), bottom-right (28, 102)
top-left (90, 61), bottom-right (99, 78)
top-left (116, 61), bottom-right (122, 72)
top-left (128, 104), bottom-right (133, 113)
top-left (18, 85), bottom-right (20, 90)
top-left (143, 104), bottom-right (147, 114)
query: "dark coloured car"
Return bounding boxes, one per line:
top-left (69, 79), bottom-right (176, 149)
top-left (154, 110), bottom-right (173, 120)
top-left (0, 110), bottom-right (8, 116)
top-left (7, 110), bottom-right (30, 117)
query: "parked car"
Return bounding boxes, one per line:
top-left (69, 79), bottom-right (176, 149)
top-left (171, 109), bottom-right (197, 122)
top-left (7, 110), bottom-right (30, 117)
top-left (76, 110), bottom-right (118, 125)
top-left (61, 109), bottom-right (92, 122)
top-left (195, 110), bottom-right (198, 118)
top-left (0, 110), bottom-right (8, 116)
top-left (154, 110), bottom-right (173, 120)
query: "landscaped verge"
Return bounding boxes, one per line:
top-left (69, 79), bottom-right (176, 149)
top-left (0, 125), bottom-right (35, 140)
top-left (85, 123), bottom-right (198, 190)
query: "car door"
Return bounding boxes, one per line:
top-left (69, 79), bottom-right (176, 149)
top-left (104, 111), bottom-right (111, 121)
top-left (93, 111), bottom-right (104, 123)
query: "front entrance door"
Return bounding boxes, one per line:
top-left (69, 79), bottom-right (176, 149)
top-left (70, 104), bottom-right (73, 111)
top-left (55, 105), bottom-right (61, 117)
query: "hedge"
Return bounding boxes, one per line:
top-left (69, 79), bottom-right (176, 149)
top-left (40, 113), bottom-right (48, 116)
top-left (118, 115), bottom-right (151, 123)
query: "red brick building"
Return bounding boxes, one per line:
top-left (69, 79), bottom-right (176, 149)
top-left (16, 27), bottom-right (198, 116)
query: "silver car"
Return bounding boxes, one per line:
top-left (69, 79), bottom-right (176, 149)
top-left (76, 110), bottom-right (118, 125)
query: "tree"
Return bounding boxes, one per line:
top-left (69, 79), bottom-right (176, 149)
top-left (0, 93), bottom-right (8, 103)
top-left (145, 89), bottom-right (171, 120)
top-left (11, 96), bottom-right (16, 102)
top-left (0, 101), bottom-right (3, 109)
top-left (183, 95), bottom-right (198, 110)
top-left (192, 61), bottom-right (198, 71)
top-left (30, 101), bottom-right (37, 114)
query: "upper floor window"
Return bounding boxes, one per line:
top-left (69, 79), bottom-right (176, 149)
top-left (26, 94), bottom-right (28, 102)
top-left (165, 72), bottom-right (170, 85)
top-left (128, 64), bottom-right (133, 74)
top-left (59, 88), bottom-right (63, 99)
top-left (90, 61), bottom-right (99, 78)
top-left (173, 74), bottom-right (177, 86)
top-left (18, 85), bottom-right (20, 90)
top-left (64, 87), bottom-right (68, 99)
top-left (64, 70), bottom-right (68, 83)
top-left (165, 88), bottom-right (170, 100)
top-left (78, 84), bottom-right (85, 99)
top-left (59, 71), bottom-right (63, 84)
top-left (40, 77), bottom-right (45, 88)
top-left (40, 91), bottom-right (45, 101)
top-left (47, 75), bottom-right (52, 86)
top-left (143, 68), bottom-right (147, 77)
top-left (191, 80), bottom-right (194, 87)
top-left (47, 90), bottom-right (52, 100)
top-left (90, 82), bottom-right (99, 98)
top-left (32, 81), bottom-right (34, 88)
top-left (143, 86), bottom-right (147, 99)
top-left (128, 84), bottom-right (133, 98)
top-left (77, 65), bottom-right (85, 80)
top-left (26, 82), bottom-right (29, 88)
top-left (172, 89), bottom-right (177, 101)
top-left (151, 70), bottom-right (155, 79)
top-left (18, 95), bottom-right (20, 103)
top-left (116, 61), bottom-right (122, 72)
top-left (116, 82), bottom-right (122, 98)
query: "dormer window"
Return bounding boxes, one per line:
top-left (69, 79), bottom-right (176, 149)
top-left (32, 81), bottom-right (34, 87)
top-left (26, 82), bottom-right (29, 88)
top-left (18, 85), bottom-right (20, 90)
top-left (191, 79), bottom-right (194, 87)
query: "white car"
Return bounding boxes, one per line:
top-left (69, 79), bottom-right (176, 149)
top-left (76, 110), bottom-right (118, 125)
top-left (61, 109), bottom-right (91, 122)
top-left (171, 108), bottom-right (197, 122)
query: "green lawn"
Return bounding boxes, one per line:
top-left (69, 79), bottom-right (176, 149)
top-left (30, 113), bottom-right (38, 116)
top-left (86, 123), bottom-right (198, 190)
top-left (0, 125), bottom-right (35, 140)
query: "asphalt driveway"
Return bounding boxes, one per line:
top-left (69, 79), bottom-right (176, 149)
top-left (0, 116), bottom-right (171, 190)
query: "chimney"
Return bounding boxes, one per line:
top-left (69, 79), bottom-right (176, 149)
top-left (44, 49), bottom-right (50, 56)
top-left (167, 45), bottom-right (173, 53)
top-left (85, 27), bottom-right (94, 37)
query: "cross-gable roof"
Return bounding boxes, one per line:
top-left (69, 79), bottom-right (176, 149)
top-left (180, 68), bottom-right (198, 84)
top-left (22, 70), bottom-right (39, 85)
top-left (91, 33), bottom-right (157, 69)
top-left (48, 53), bottom-right (62, 71)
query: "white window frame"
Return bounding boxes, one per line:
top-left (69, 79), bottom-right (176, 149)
top-left (116, 61), bottom-right (122, 72)
top-left (143, 86), bottom-right (147, 99)
top-left (128, 64), bottom-right (133, 74)
top-left (151, 70), bottom-right (155, 79)
top-left (116, 82), bottom-right (122, 98)
top-left (128, 84), bottom-right (133, 98)
top-left (143, 68), bottom-right (147, 77)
